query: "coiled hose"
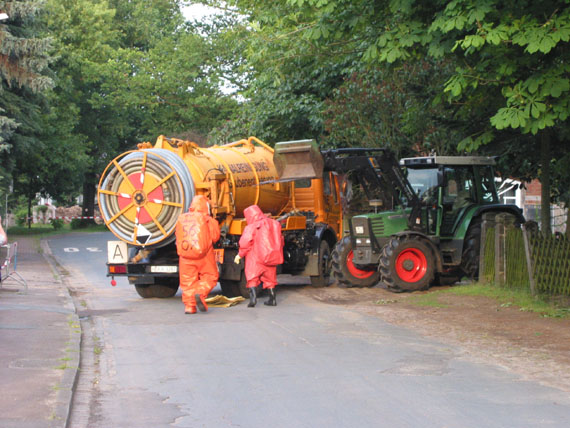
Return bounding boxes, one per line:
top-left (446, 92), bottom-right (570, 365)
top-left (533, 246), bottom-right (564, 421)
top-left (98, 148), bottom-right (195, 247)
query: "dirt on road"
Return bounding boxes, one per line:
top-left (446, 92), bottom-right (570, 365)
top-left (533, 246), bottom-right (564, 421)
top-left (301, 284), bottom-right (570, 393)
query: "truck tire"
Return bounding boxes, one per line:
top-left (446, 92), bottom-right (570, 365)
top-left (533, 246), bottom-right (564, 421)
top-left (134, 283), bottom-right (178, 298)
top-left (461, 218), bottom-right (481, 280)
top-left (233, 271), bottom-right (249, 298)
top-left (220, 280), bottom-right (238, 297)
top-left (220, 271), bottom-right (249, 298)
top-left (310, 240), bottom-right (331, 287)
top-left (331, 236), bottom-right (379, 288)
top-left (379, 235), bottom-right (435, 292)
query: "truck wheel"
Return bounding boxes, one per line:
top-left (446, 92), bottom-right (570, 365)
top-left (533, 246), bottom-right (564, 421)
top-left (233, 271), bottom-right (249, 298)
top-left (379, 236), bottom-right (435, 292)
top-left (220, 280), bottom-right (238, 297)
top-left (220, 271), bottom-right (249, 298)
top-left (331, 236), bottom-right (379, 288)
top-left (461, 218), bottom-right (481, 280)
top-left (310, 240), bottom-right (331, 287)
top-left (134, 283), bottom-right (178, 298)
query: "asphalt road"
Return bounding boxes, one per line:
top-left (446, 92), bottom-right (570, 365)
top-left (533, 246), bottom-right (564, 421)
top-left (47, 232), bottom-right (570, 428)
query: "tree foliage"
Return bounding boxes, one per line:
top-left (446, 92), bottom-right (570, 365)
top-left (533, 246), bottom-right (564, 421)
top-left (2, 0), bottom-right (569, 231)
top-left (43, 0), bottom-right (236, 217)
top-left (0, 0), bottom-right (56, 222)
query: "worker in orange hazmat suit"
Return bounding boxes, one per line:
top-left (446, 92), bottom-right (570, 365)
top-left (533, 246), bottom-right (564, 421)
top-left (234, 205), bottom-right (284, 307)
top-left (175, 195), bottom-right (220, 314)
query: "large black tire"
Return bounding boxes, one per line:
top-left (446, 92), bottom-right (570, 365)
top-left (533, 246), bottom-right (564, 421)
top-left (461, 218), bottom-right (481, 280)
top-left (220, 270), bottom-right (249, 298)
top-left (331, 236), bottom-right (379, 288)
top-left (220, 280), bottom-right (238, 297)
top-left (378, 235), bottom-right (435, 292)
top-left (310, 240), bottom-right (332, 287)
top-left (134, 282), bottom-right (178, 298)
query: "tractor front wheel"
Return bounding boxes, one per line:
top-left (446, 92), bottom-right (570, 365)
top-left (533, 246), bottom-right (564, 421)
top-left (331, 236), bottom-right (379, 288)
top-left (379, 236), bottom-right (435, 292)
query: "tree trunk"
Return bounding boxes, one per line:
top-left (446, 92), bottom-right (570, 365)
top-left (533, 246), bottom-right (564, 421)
top-left (81, 172), bottom-right (97, 226)
top-left (540, 130), bottom-right (551, 234)
top-left (27, 195), bottom-right (32, 229)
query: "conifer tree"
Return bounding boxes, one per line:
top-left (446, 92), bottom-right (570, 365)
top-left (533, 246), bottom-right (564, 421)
top-left (0, 0), bottom-right (53, 220)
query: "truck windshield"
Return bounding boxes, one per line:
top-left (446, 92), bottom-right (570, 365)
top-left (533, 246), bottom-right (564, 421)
top-left (406, 168), bottom-right (439, 199)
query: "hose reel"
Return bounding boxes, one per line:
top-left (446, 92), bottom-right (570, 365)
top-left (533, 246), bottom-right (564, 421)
top-left (98, 148), bottom-right (195, 247)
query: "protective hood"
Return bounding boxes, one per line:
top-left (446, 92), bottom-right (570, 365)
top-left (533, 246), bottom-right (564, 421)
top-left (189, 195), bottom-right (210, 215)
top-left (244, 205), bottom-right (264, 224)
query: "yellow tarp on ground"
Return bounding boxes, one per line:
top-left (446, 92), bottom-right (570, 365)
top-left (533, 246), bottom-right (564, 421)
top-left (205, 295), bottom-right (245, 307)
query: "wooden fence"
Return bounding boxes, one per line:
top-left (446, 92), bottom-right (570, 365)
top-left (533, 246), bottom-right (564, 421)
top-left (479, 213), bottom-right (570, 296)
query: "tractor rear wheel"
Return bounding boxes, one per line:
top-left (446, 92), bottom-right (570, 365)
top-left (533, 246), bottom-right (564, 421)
top-left (461, 218), bottom-right (481, 280)
top-left (331, 236), bottom-right (379, 288)
top-left (379, 235), bottom-right (435, 292)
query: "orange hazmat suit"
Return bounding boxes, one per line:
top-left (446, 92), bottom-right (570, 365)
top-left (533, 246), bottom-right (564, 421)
top-left (175, 195), bottom-right (220, 313)
top-left (238, 205), bottom-right (284, 290)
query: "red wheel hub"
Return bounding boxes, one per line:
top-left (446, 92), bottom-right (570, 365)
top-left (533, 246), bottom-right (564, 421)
top-left (117, 172), bottom-right (164, 224)
top-left (347, 250), bottom-right (375, 279)
top-left (395, 248), bottom-right (427, 283)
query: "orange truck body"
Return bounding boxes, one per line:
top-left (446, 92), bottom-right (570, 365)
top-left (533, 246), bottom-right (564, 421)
top-left (98, 136), bottom-right (344, 298)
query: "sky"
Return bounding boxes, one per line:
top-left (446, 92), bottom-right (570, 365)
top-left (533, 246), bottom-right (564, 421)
top-left (181, 3), bottom-right (221, 22)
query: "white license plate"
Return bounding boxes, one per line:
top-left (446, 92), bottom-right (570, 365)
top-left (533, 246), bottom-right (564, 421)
top-left (150, 266), bottom-right (178, 273)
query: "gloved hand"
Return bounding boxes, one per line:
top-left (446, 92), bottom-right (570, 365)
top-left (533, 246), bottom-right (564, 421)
top-left (234, 254), bottom-right (241, 264)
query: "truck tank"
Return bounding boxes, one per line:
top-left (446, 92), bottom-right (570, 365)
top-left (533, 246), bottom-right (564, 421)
top-left (98, 136), bottom-right (290, 247)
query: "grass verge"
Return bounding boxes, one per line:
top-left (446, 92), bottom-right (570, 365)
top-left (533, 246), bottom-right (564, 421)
top-left (407, 283), bottom-right (570, 318)
top-left (7, 223), bottom-right (107, 237)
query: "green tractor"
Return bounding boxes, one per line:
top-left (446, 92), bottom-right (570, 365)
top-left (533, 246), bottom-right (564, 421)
top-left (327, 150), bottom-right (525, 292)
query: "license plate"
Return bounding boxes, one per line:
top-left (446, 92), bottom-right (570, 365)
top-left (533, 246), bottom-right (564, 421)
top-left (150, 265), bottom-right (178, 273)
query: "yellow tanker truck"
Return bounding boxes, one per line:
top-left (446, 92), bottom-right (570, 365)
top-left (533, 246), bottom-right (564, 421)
top-left (98, 136), bottom-right (343, 298)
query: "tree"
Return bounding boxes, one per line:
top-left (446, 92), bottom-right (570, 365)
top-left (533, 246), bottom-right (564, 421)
top-left (43, 0), bottom-right (236, 222)
top-left (323, 60), bottom-right (464, 156)
top-left (213, 0), bottom-right (570, 230)
top-left (0, 0), bottom-right (54, 224)
top-left (282, 0), bottom-right (570, 229)
top-left (204, 0), bottom-right (467, 152)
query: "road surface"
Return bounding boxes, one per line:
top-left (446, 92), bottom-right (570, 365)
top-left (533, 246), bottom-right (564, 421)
top-left (47, 232), bottom-right (570, 427)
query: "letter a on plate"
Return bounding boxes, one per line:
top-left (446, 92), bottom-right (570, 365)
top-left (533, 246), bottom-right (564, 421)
top-left (108, 241), bottom-right (128, 264)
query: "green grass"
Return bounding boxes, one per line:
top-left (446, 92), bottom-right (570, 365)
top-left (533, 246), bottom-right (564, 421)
top-left (412, 283), bottom-right (570, 318)
top-left (7, 223), bottom-right (107, 237)
top-left (406, 293), bottom-right (449, 308)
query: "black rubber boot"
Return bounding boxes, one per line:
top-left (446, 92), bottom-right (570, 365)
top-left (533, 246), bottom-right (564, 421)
top-left (248, 287), bottom-right (257, 307)
top-left (264, 288), bottom-right (277, 306)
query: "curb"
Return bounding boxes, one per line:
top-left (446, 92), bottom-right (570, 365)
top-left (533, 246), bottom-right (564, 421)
top-left (40, 239), bottom-right (82, 428)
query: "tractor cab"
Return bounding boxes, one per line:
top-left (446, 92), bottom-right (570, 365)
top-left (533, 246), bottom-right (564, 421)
top-left (401, 156), bottom-right (500, 237)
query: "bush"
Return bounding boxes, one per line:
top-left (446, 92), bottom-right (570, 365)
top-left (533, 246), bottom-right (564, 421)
top-left (70, 218), bottom-right (83, 229)
top-left (15, 207), bottom-right (28, 226)
top-left (50, 218), bottom-right (64, 230)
